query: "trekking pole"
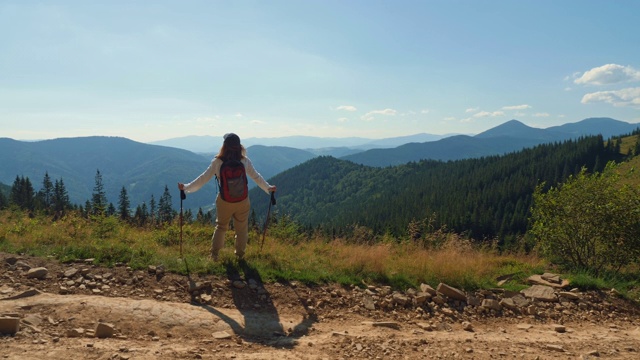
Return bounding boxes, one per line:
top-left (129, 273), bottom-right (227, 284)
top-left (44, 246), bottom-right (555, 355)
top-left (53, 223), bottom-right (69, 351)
top-left (260, 191), bottom-right (276, 252)
top-left (178, 189), bottom-right (196, 294)
top-left (179, 189), bottom-right (186, 258)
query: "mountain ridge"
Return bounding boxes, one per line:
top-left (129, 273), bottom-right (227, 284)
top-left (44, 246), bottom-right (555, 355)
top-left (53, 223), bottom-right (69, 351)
top-left (1, 117), bottom-right (638, 211)
top-left (342, 117), bottom-right (639, 166)
top-left (150, 133), bottom-right (454, 153)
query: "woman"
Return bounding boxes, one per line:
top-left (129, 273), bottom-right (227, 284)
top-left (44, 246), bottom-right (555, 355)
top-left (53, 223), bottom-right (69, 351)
top-left (178, 133), bottom-right (276, 261)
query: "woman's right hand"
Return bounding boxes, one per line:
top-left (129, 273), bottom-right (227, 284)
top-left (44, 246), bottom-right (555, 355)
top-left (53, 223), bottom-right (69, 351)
top-left (177, 182), bottom-right (185, 191)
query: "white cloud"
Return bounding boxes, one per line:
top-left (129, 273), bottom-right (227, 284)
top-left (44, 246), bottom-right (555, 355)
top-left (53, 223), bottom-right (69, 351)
top-left (473, 111), bottom-right (504, 118)
top-left (361, 108), bottom-right (397, 121)
top-left (337, 117), bottom-right (348, 123)
top-left (581, 87), bottom-right (640, 108)
top-left (502, 104), bottom-right (531, 110)
top-left (465, 107), bottom-right (479, 113)
top-left (574, 64), bottom-right (640, 85)
top-left (533, 113), bottom-right (550, 117)
top-left (250, 119), bottom-right (265, 125)
top-left (235, 113), bottom-right (243, 118)
top-left (421, 109), bottom-right (430, 114)
top-left (565, 72), bottom-right (582, 82)
top-left (336, 105), bottom-right (357, 112)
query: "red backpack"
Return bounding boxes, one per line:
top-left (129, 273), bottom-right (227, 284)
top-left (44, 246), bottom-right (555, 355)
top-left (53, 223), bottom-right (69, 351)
top-left (217, 159), bottom-right (248, 202)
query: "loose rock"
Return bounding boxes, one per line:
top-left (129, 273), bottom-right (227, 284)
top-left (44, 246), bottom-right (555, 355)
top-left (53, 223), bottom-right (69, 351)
top-left (0, 316), bottom-right (20, 335)
top-left (25, 267), bottom-right (48, 279)
top-left (436, 283), bottom-right (467, 302)
top-left (95, 322), bottom-right (116, 338)
top-left (521, 285), bottom-right (557, 302)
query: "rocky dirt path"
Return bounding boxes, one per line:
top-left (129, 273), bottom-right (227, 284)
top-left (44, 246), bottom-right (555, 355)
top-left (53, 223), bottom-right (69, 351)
top-left (1, 252), bottom-right (640, 359)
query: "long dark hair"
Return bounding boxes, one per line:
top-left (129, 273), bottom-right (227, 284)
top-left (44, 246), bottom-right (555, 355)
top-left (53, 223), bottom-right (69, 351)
top-left (215, 133), bottom-right (246, 161)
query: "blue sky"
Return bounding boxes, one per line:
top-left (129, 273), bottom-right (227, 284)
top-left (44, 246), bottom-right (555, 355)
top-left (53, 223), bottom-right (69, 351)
top-left (1, 0), bottom-right (639, 142)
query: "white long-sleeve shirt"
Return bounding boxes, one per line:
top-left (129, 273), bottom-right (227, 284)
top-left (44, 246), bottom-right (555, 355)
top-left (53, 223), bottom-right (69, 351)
top-left (183, 157), bottom-right (272, 196)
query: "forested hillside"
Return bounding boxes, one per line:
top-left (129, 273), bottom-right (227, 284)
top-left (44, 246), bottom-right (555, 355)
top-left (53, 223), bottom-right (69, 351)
top-left (250, 135), bottom-right (626, 245)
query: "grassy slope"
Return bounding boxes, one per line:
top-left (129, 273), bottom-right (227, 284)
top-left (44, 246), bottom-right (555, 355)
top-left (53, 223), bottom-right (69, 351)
top-left (0, 209), bottom-right (545, 292)
top-left (608, 134), bottom-right (640, 188)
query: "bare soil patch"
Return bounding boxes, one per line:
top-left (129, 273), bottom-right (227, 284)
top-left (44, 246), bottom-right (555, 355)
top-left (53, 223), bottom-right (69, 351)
top-left (1, 252), bottom-right (640, 359)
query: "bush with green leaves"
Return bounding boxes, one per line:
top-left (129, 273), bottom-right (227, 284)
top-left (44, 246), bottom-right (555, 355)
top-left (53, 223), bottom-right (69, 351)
top-left (530, 162), bottom-right (640, 275)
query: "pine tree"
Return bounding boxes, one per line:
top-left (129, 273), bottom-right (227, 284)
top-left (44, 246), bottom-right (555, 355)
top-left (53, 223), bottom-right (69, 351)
top-left (140, 202), bottom-right (149, 225)
top-left (10, 176), bottom-right (35, 211)
top-left (107, 203), bottom-right (116, 216)
top-left (134, 202), bottom-right (149, 226)
top-left (91, 169), bottom-right (108, 215)
top-left (118, 186), bottom-right (130, 221)
top-left (149, 195), bottom-right (156, 224)
top-left (53, 178), bottom-right (71, 217)
top-left (38, 172), bottom-right (54, 213)
top-left (84, 200), bottom-right (92, 218)
top-left (157, 185), bottom-right (174, 224)
top-left (184, 209), bottom-right (193, 223)
top-left (196, 208), bottom-right (205, 224)
top-left (9, 176), bottom-right (21, 208)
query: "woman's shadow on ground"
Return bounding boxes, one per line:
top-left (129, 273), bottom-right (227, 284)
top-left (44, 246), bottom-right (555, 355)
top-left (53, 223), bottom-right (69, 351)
top-left (194, 259), bottom-right (317, 348)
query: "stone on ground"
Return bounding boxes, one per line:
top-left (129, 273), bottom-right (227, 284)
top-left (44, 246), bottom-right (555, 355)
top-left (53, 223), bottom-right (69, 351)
top-left (436, 283), bottom-right (467, 302)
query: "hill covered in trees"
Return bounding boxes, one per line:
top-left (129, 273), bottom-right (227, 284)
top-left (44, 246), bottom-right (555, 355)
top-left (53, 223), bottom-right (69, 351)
top-left (250, 135), bottom-right (627, 246)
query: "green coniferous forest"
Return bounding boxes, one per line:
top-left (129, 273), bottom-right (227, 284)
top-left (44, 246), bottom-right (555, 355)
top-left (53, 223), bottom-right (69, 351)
top-left (250, 135), bottom-right (623, 245)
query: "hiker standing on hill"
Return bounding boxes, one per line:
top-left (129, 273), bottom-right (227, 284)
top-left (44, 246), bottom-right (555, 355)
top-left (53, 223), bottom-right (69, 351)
top-left (178, 133), bottom-right (276, 261)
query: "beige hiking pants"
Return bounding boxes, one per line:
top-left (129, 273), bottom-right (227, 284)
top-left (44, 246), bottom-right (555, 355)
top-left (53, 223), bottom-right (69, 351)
top-left (211, 195), bottom-right (251, 259)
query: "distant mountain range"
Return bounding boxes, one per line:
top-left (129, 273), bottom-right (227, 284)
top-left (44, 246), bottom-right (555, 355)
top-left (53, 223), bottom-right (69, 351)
top-left (1, 117), bottom-right (637, 211)
top-left (150, 133), bottom-right (452, 154)
top-left (342, 118), bottom-right (640, 166)
top-left (151, 118), bottom-right (639, 166)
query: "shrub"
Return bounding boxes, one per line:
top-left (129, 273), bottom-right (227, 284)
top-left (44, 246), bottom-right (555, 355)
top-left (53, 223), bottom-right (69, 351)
top-left (529, 162), bottom-right (640, 274)
top-left (92, 215), bottom-right (119, 239)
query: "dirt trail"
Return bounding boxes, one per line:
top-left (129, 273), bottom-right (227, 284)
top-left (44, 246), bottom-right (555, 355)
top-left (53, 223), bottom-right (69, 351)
top-left (1, 252), bottom-right (640, 359)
